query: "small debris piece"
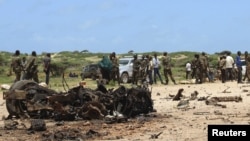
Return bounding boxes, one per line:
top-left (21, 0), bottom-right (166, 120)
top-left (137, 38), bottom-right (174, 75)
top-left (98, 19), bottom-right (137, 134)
top-left (149, 132), bottom-right (163, 139)
top-left (29, 119), bottom-right (46, 131)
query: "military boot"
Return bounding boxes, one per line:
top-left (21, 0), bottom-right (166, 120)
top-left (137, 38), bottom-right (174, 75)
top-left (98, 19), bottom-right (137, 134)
top-left (165, 80), bottom-right (168, 85)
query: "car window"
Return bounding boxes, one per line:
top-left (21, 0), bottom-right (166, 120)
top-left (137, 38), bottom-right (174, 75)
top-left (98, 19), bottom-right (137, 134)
top-left (90, 67), bottom-right (96, 70)
top-left (119, 60), bottom-right (130, 65)
top-left (131, 60), bottom-right (134, 65)
top-left (241, 60), bottom-right (246, 66)
top-left (84, 66), bottom-right (89, 71)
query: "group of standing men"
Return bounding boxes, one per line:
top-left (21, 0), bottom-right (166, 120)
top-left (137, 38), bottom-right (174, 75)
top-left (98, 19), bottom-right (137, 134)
top-left (190, 52), bottom-right (210, 84)
top-left (11, 50), bottom-right (249, 86)
top-left (218, 51), bottom-right (250, 83)
top-left (98, 51), bottom-right (177, 86)
top-left (131, 52), bottom-right (177, 85)
top-left (10, 50), bottom-right (51, 85)
top-left (98, 52), bottom-right (120, 85)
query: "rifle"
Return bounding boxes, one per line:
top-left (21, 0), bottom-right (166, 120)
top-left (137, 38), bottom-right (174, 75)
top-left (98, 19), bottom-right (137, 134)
top-left (62, 72), bottom-right (70, 92)
top-left (7, 64), bottom-right (13, 76)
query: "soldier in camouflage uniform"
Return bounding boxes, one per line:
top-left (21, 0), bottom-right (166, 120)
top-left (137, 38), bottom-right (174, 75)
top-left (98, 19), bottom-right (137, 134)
top-left (193, 54), bottom-right (203, 84)
top-left (146, 55), bottom-right (153, 85)
top-left (43, 53), bottom-right (51, 85)
top-left (132, 54), bottom-right (141, 85)
top-left (219, 55), bottom-right (227, 83)
top-left (162, 52), bottom-right (176, 85)
top-left (200, 52), bottom-right (209, 82)
top-left (191, 58), bottom-right (197, 79)
top-left (10, 50), bottom-right (22, 82)
top-left (23, 51), bottom-right (39, 83)
top-left (110, 52), bottom-right (120, 85)
top-left (243, 51), bottom-right (250, 82)
top-left (140, 55), bottom-right (148, 83)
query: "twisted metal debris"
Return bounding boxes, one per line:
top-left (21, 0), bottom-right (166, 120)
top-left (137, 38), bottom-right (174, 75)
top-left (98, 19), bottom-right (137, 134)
top-left (3, 80), bottom-right (154, 122)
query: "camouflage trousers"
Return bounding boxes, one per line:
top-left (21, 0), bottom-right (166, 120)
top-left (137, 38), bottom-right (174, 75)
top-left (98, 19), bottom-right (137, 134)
top-left (163, 69), bottom-right (176, 84)
top-left (22, 71), bottom-right (39, 83)
top-left (132, 70), bottom-right (140, 85)
top-left (110, 67), bottom-right (120, 84)
top-left (194, 68), bottom-right (203, 84)
top-left (14, 71), bottom-right (22, 82)
top-left (243, 65), bottom-right (250, 81)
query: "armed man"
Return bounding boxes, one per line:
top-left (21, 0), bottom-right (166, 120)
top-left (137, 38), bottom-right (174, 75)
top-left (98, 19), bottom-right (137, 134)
top-left (110, 52), bottom-right (120, 85)
top-left (140, 55), bottom-right (148, 84)
top-left (10, 50), bottom-right (23, 82)
top-left (23, 51), bottom-right (39, 83)
top-left (132, 54), bottom-right (141, 85)
top-left (193, 54), bottom-right (203, 84)
top-left (162, 52), bottom-right (177, 85)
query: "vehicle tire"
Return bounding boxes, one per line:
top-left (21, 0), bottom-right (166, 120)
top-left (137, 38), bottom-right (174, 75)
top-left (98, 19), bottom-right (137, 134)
top-left (91, 74), bottom-right (96, 80)
top-left (81, 74), bottom-right (85, 80)
top-left (120, 72), bottom-right (129, 83)
top-left (5, 80), bottom-right (37, 119)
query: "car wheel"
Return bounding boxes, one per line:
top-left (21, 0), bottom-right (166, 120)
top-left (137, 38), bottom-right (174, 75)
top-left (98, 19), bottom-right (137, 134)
top-left (81, 74), bottom-right (85, 80)
top-left (121, 72), bottom-right (129, 83)
top-left (5, 80), bottom-right (37, 119)
top-left (91, 74), bottom-right (96, 80)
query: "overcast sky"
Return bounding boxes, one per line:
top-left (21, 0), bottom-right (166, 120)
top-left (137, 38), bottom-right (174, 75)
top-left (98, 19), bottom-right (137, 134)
top-left (1, 0), bottom-right (250, 54)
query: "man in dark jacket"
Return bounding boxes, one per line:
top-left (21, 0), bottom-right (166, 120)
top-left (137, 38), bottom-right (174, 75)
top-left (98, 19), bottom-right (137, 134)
top-left (98, 55), bottom-right (112, 83)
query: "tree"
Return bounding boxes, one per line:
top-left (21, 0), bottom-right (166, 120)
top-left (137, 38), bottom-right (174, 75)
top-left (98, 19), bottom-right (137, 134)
top-left (81, 50), bottom-right (89, 53)
top-left (128, 50), bottom-right (134, 54)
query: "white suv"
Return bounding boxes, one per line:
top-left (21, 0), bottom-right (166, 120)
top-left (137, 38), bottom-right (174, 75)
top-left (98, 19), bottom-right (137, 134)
top-left (119, 55), bottom-right (148, 83)
top-left (119, 57), bottom-right (134, 83)
top-left (234, 59), bottom-right (246, 76)
top-left (241, 60), bottom-right (246, 76)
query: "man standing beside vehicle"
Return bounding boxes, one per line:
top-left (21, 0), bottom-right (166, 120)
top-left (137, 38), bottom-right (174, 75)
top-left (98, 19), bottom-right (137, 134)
top-left (98, 55), bottom-right (112, 83)
top-left (110, 52), bottom-right (120, 85)
top-left (132, 54), bottom-right (141, 85)
top-left (140, 55), bottom-right (148, 84)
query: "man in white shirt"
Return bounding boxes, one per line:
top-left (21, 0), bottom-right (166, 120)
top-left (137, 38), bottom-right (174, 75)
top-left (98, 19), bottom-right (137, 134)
top-left (186, 62), bottom-right (191, 80)
top-left (225, 52), bottom-right (234, 81)
top-left (152, 53), bottom-right (164, 84)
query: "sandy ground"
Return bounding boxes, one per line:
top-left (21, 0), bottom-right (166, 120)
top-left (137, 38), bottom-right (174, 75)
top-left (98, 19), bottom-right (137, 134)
top-left (0, 80), bottom-right (250, 141)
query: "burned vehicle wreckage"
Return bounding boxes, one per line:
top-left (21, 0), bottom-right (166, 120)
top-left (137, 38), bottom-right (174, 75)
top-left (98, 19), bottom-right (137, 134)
top-left (3, 80), bottom-right (154, 122)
